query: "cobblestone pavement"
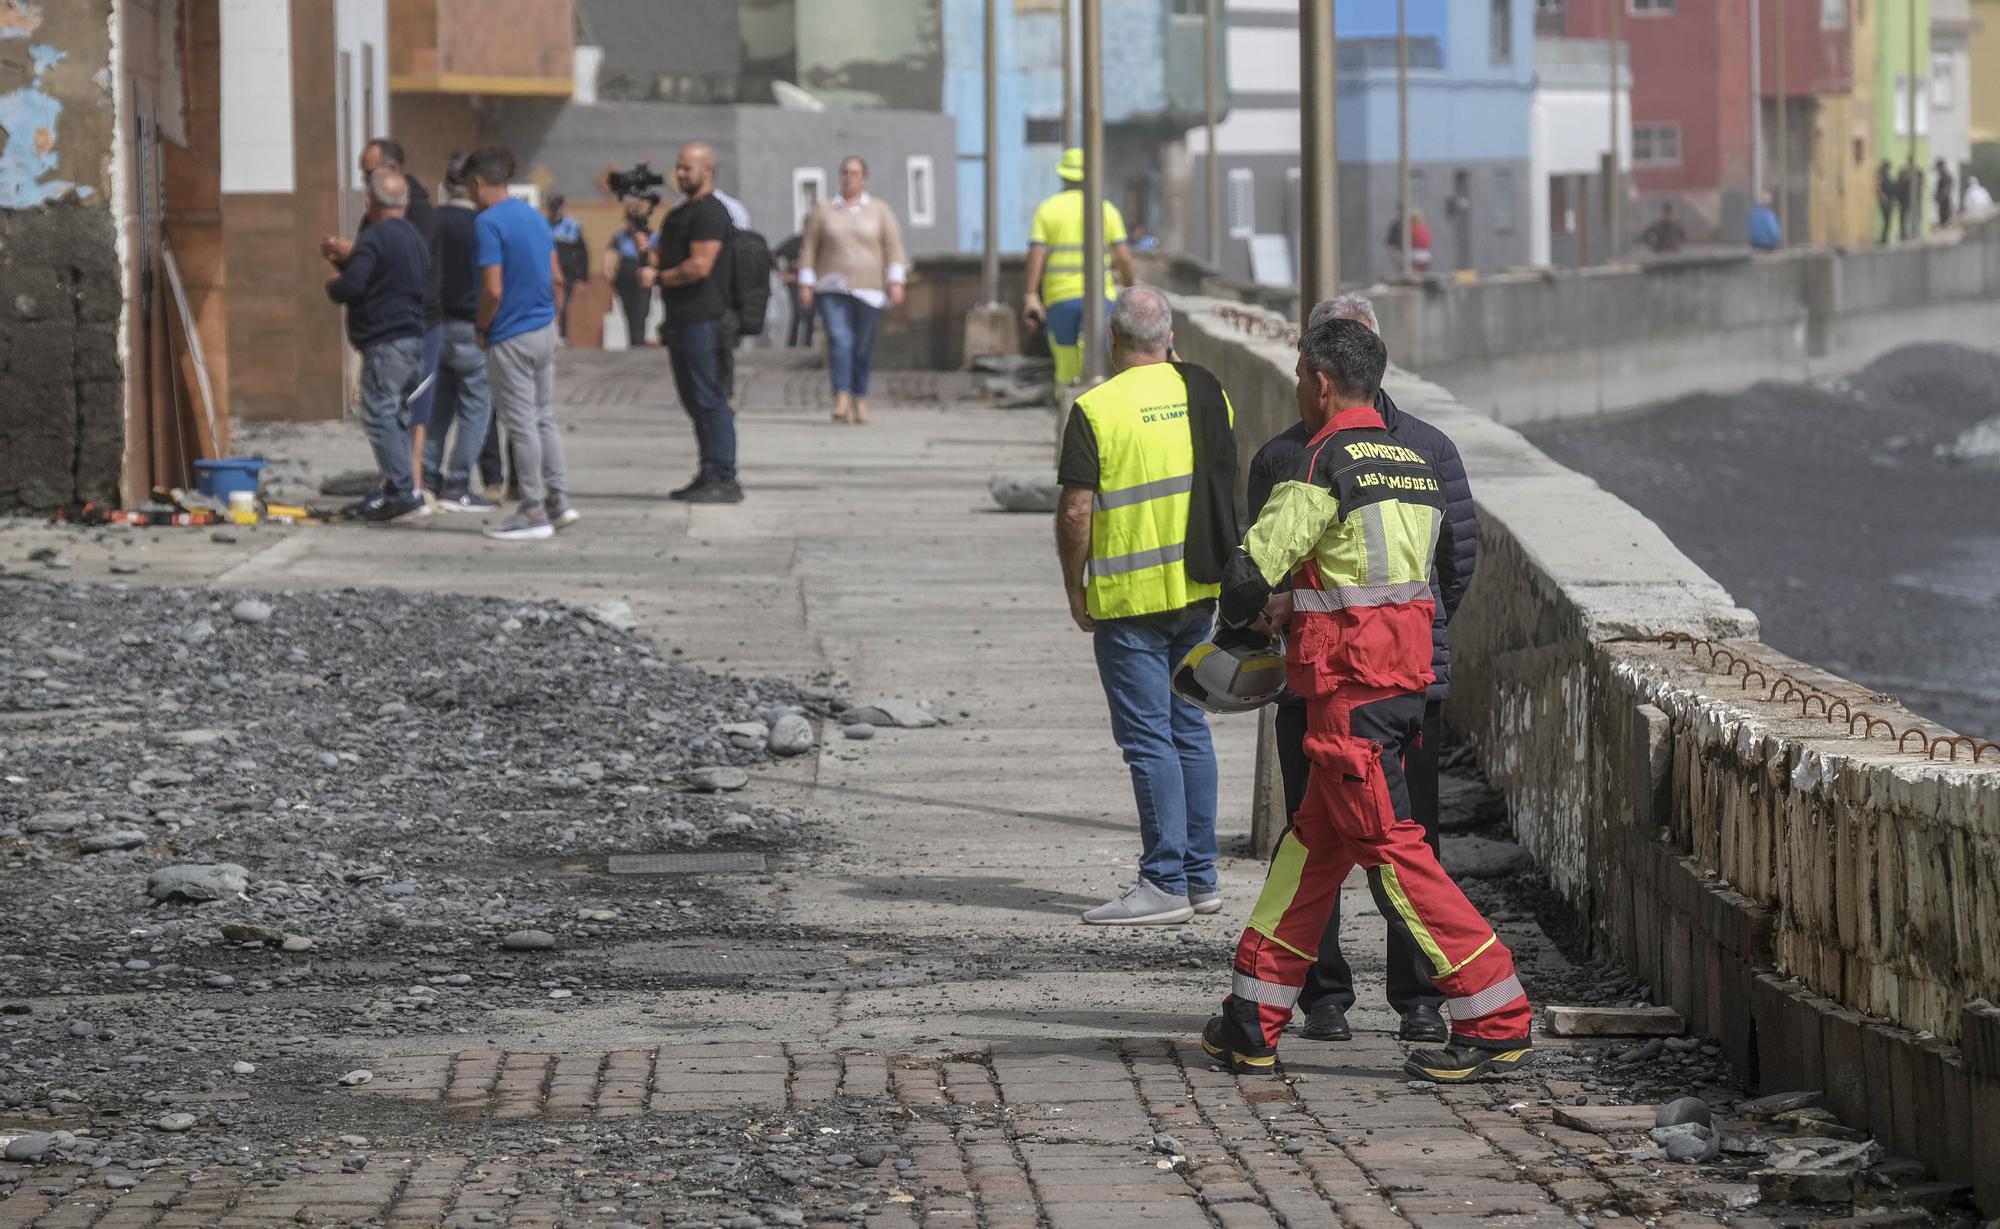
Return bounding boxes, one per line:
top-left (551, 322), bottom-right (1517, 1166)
top-left (0, 352), bottom-right (1965, 1227)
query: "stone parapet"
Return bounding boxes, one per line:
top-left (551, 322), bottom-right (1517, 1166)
top-left (1168, 293), bottom-right (2000, 1212)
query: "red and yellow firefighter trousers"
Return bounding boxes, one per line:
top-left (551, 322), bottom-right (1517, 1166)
top-left (1223, 682), bottom-right (1532, 1050)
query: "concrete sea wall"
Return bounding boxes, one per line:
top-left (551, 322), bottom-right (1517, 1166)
top-left (1168, 294), bottom-right (2000, 1210)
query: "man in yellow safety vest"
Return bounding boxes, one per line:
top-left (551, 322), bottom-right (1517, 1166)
top-left (1024, 148), bottom-right (1137, 385)
top-left (1055, 286), bottom-right (1239, 924)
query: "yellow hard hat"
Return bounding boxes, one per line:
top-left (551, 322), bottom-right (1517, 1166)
top-left (1057, 147), bottom-right (1085, 182)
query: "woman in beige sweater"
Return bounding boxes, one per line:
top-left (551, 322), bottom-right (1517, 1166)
top-left (798, 157), bottom-right (908, 424)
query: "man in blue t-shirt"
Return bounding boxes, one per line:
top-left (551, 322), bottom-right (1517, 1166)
top-left (469, 146), bottom-right (576, 542)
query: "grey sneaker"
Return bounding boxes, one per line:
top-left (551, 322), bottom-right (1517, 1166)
top-left (545, 493), bottom-right (581, 530)
top-left (1190, 887), bottom-right (1223, 915)
top-left (1082, 878), bottom-right (1194, 926)
top-left (483, 505), bottom-right (554, 541)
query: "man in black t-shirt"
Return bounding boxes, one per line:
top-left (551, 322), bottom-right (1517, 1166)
top-left (640, 141), bottom-right (742, 503)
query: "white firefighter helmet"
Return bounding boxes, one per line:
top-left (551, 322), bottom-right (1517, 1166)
top-left (1173, 631), bottom-right (1286, 714)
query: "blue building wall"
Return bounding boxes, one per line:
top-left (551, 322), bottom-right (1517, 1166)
top-left (1337, 0), bottom-right (1534, 164)
top-left (943, 0), bottom-right (1176, 253)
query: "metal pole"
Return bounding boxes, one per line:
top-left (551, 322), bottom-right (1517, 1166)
top-left (1081, 0), bottom-right (1107, 382)
top-left (1061, 0), bottom-right (1076, 147)
top-left (982, 0), bottom-right (1000, 304)
top-left (1749, 0), bottom-right (1762, 205)
top-left (1908, 0), bottom-right (1920, 237)
top-left (1775, 0), bottom-right (1788, 242)
top-left (1205, 0), bottom-right (1222, 269)
top-left (1398, 0), bottom-right (1411, 277)
top-left (1299, 0), bottom-right (1338, 309)
top-left (1606, 0), bottom-right (1621, 258)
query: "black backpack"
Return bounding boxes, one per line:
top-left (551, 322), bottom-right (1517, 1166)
top-left (728, 226), bottom-right (772, 336)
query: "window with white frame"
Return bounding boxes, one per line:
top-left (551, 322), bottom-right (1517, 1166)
top-left (1819, 0), bottom-right (1846, 27)
top-left (1227, 167), bottom-right (1255, 238)
top-left (1490, 0), bottom-right (1513, 63)
top-left (906, 155), bottom-right (935, 228)
top-left (1932, 54), bottom-right (1956, 110)
top-left (1893, 76), bottom-right (1931, 136)
top-left (792, 167), bottom-right (826, 232)
top-left (1629, 0), bottom-right (1674, 12)
top-left (1632, 123), bottom-right (1681, 166)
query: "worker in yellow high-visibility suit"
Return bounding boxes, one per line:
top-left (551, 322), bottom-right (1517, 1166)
top-left (1023, 148), bottom-right (1137, 385)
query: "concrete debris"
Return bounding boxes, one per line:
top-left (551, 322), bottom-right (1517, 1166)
top-left (336, 1070), bottom-right (373, 1087)
top-left (1552, 1105), bottom-right (1658, 1134)
top-left (1655, 1096), bottom-right (1713, 1128)
top-left (687, 766), bottom-right (751, 792)
top-left (146, 863), bottom-right (250, 903)
top-left (1545, 1005), bottom-right (1685, 1037)
top-left (843, 700), bottom-right (940, 729)
top-left (1755, 1166), bottom-right (1862, 1203)
top-left (987, 470), bottom-right (1060, 513)
top-left (768, 711), bottom-right (816, 757)
top-left (581, 598), bottom-right (638, 633)
top-left (1739, 1089), bottom-right (1823, 1117)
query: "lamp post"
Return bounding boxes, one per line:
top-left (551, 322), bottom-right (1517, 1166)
top-left (1398, 0), bottom-right (1411, 277)
top-left (1081, 0), bottom-right (1107, 382)
top-left (982, 0), bottom-right (1000, 304)
top-left (1205, 0), bottom-right (1222, 268)
top-left (1299, 0), bottom-right (1338, 309)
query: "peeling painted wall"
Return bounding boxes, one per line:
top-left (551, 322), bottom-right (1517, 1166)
top-left (0, 0), bottom-right (122, 512)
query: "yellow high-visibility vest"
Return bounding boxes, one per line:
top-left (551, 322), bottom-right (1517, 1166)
top-left (1031, 189), bottom-right (1127, 306)
top-left (1076, 363), bottom-right (1231, 621)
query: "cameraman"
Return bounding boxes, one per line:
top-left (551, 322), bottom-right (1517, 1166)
top-left (640, 141), bottom-right (742, 504)
top-left (604, 198), bottom-right (656, 348)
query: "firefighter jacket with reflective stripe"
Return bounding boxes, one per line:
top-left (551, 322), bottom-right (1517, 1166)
top-left (1076, 362), bottom-right (1235, 621)
top-left (1030, 189), bottom-right (1128, 306)
top-left (1221, 404), bottom-right (1444, 691)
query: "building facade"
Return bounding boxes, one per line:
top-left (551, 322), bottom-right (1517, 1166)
top-left (1528, 36), bottom-right (1630, 267)
top-left (1556, 0), bottom-right (1854, 248)
top-left (1185, 0), bottom-right (1537, 286)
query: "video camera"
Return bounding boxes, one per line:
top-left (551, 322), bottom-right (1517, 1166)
top-left (607, 162), bottom-right (667, 209)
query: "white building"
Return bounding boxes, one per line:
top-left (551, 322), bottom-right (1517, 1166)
top-left (1528, 37), bottom-right (1630, 267)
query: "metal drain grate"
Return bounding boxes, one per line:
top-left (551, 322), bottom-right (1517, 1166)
top-left (606, 852), bottom-right (766, 875)
top-left (611, 943), bottom-right (845, 976)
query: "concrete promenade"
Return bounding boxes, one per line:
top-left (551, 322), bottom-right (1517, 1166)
top-left (0, 353), bottom-right (1748, 1228)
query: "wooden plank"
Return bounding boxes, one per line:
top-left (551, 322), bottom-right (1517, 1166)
top-left (1545, 1005), bottom-right (1687, 1037)
top-left (1552, 1105), bottom-right (1662, 1135)
top-left (162, 244), bottom-right (222, 460)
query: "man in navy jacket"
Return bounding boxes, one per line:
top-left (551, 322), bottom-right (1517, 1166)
top-left (1244, 292), bottom-right (1479, 1046)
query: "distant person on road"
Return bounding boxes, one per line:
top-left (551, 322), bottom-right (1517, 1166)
top-left (604, 201), bottom-right (657, 349)
top-left (325, 138), bottom-right (443, 509)
top-left (323, 166), bottom-right (431, 524)
top-left (1935, 159), bottom-right (1955, 228)
top-left (641, 141), bottom-right (743, 504)
top-left (1024, 147), bottom-right (1135, 385)
top-left (798, 156), bottom-right (909, 425)
top-left (1748, 192), bottom-right (1781, 251)
top-left (1056, 287), bottom-right (1238, 926)
top-left (1244, 293), bottom-right (1477, 1050)
top-left (1385, 207), bottom-right (1433, 272)
top-left (1965, 175), bottom-right (1994, 217)
top-left (422, 159), bottom-right (499, 513)
top-left (1641, 201), bottom-right (1686, 254)
top-left (469, 145), bottom-right (577, 541)
top-left (547, 193), bottom-right (588, 344)
top-left (773, 232), bottom-right (815, 348)
top-left (1203, 314), bottom-right (1531, 1086)
top-left (1878, 161), bottom-right (1898, 244)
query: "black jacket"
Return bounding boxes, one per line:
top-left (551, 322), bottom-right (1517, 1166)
top-left (358, 177), bottom-right (442, 326)
top-left (325, 216), bottom-right (428, 349)
top-left (1245, 387), bottom-right (1478, 700)
top-left (437, 201), bottom-right (480, 322)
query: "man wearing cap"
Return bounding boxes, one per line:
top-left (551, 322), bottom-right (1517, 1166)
top-left (1024, 148), bottom-right (1137, 385)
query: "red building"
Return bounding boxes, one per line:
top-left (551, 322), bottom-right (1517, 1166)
top-left (1549, 0), bottom-right (1852, 244)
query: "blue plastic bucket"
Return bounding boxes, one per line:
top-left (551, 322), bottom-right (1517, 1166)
top-left (193, 458), bottom-right (266, 503)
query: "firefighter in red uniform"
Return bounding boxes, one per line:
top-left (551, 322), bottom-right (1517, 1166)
top-left (1201, 317), bottom-right (1534, 1083)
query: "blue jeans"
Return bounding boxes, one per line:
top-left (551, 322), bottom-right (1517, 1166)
top-left (358, 335), bottom-right (423, 495)
top-left (665, 318), bottom-right (737, 483)
top-left (422, 319), bottom-right (492, 491)
top-left (408, 323), bottom-right (443, 427)
top-left (816, 292), bottom-right (882, 397)
top-left (1092, 605), bottom-right (1220, 897)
